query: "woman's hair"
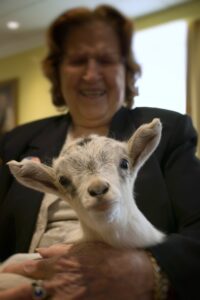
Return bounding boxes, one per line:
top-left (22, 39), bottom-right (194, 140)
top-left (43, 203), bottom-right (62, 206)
top-left (42, 5), bottom-right (141, 108)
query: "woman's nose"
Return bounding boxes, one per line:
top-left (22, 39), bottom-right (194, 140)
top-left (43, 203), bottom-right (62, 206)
top-left (82, 59), bottom-right (101, 81)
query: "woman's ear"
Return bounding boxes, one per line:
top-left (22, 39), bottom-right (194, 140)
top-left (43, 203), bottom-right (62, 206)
top-left (7, 160), bottom-right (58, 195)
top-left (127, 118), bottom-right (162, 172)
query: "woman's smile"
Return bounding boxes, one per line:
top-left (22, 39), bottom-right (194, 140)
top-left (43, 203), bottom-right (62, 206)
top-left (79, 90), bottom-right (106, 97)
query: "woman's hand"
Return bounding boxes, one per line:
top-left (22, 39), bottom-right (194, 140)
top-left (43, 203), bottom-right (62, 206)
top-left (1, 244), bottom-right (72, 278)
top-left (0, 284), bottom-right (32, 300)
top-left (1, 242), bottom-right (155, 299)
top-left (24, 242), bottom-right (155, 299)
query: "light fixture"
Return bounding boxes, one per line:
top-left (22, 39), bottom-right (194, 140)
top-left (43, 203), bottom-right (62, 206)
top-left (7, 21), bottom-right (20, 30)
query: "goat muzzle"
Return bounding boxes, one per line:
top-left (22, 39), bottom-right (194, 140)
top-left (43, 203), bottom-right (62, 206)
top-left (87, 180), bottom-right (110, 197)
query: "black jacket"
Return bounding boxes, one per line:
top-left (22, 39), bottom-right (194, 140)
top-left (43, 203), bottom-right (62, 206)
top-left (0, 107), bottom-right (200, 299)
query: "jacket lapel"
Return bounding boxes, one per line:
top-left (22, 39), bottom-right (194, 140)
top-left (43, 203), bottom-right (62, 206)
top-left (19, 113), bottom-right (71, 163)
top-left (108, 106), bottom-right (136, 141)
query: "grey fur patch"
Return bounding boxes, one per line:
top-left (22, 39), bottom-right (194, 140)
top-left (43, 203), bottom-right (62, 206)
top-left (77, 137), bottom-right (92, 147)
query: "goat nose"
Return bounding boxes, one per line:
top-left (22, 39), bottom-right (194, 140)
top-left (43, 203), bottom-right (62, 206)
top-left (88, 181), bottom-right (110, 197)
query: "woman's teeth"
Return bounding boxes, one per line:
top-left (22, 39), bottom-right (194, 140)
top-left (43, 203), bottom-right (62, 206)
top-left (80, 90), bottom-right (105, 97)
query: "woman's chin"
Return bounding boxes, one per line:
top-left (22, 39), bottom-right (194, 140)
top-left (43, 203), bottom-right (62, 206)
top-left (80, 108), bottom-right (110, 122)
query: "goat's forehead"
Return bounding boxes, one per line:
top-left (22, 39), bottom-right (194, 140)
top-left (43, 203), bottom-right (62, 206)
top-left (64, 136), bottom-right (125, 154)
top-left (54, 136), bottom-right (127, 168)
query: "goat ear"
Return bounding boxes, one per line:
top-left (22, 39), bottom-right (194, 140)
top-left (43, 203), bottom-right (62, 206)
top-left (7, 160), bottom-right (58, 195)
top-left (127, 118), bottom-right (162, 171)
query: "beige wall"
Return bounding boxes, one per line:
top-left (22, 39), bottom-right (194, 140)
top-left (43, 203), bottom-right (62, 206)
top-left (0, 47), bottom-right (59, 125)
top-left (134, 1), bottom-right (200, 30)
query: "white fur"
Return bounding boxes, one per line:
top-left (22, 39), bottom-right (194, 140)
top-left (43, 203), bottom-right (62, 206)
top-left (8, 118), bottom-right (165, 249)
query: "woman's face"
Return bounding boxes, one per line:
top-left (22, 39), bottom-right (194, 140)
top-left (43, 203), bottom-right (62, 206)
top-left (59, 21), bottom-right (126, 127)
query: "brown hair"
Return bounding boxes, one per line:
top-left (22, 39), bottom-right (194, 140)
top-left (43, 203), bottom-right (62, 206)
top-left (42, 5), bottom-right (141, 108)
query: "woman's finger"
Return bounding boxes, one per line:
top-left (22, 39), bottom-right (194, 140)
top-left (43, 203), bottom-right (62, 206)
top-left (23, 256), bottom-right (63, 279)
top-left (36, 243), bottom-right (72, 258)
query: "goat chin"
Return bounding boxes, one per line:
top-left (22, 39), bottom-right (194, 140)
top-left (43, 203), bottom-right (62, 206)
top-left (78, 199), bottom-right (165, 249)
top-left (80, 218), bottom-right (165, 248)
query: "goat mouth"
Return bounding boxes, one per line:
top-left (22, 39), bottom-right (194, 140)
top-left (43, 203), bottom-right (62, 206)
top-left (88, 199), bottom-right (116, 212)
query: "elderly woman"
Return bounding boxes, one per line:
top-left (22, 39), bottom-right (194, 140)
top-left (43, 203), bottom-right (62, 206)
top-left (0, 5), bottom-right (200, 300)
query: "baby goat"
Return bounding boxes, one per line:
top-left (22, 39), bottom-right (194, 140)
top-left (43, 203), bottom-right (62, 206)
top-left (8, 118), bottom-right (165, 249)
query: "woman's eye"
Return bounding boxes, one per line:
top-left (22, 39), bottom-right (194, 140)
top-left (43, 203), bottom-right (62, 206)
top-left (99, 57), bottom-right (113, 65)
top-left (59, 176), bottom-right (71, 187)
top-left (119, 158), bottom-right (129, 170)
top-left (66, 56), bottom-right (86, 66)
top-left (98, 56), bottom-right (118, 66)
top-left (71, 59), bottom-right (85, 66)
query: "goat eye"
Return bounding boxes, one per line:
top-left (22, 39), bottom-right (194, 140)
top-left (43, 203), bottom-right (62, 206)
top-left (119, 158), bottom-right (129, 170)
top-left (59, 176), bottom-right (71, 187)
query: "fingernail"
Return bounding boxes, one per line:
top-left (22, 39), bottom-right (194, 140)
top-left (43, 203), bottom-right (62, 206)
top-left (35, 248), bottom-right (41, 252)
top-left (23, 261), bottom-right (36, 273)
top-left (36, 247), bottom-right (46, 252)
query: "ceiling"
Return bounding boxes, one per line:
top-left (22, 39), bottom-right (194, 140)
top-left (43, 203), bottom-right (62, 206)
top-left (0, 0), bottom-right (193, 58)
